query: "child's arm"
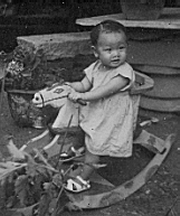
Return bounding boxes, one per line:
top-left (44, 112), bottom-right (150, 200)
top-left (83, 75), bottom-right (129, 101)
top-left (69, 75), bottom-right (129, 102)
top-left (66, 76), bottom-right (92, 93)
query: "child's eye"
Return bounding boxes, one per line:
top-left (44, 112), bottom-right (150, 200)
top-left (119, 46), bottom-right (125, 50)
top-left (105, 48), bottom-right (111, 52)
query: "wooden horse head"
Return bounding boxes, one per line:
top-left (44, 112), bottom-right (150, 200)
top-left (32, 83), bottom-right (71, 108)
top-left (32, 83), bottom-right (79, 128)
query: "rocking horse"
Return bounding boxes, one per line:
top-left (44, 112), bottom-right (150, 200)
top-left (20, 71), bottom-right (174, 209)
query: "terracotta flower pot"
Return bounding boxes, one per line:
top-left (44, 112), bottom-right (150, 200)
top-left (120, 0), bottom-right (165, 20)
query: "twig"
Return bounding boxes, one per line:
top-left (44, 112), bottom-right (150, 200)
top-left (55, 114), bottom-right (73, 169)
top-left (51, 186), bottom-right (65, 216)
top-left (52, 113), bottom-right (76, 216)
top-left (51, 163), bottom-right (77, 216)
top-left (170, 209), bottom-right (176, 216)
top-left (63, 163), bottom-right (76, 177)
top-left (164, 196), bottom-right (180, 216)
top-left (0, 62), bottom-right (7, 129)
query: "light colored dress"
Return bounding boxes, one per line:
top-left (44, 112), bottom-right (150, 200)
top-left (79, 60), bottom-right (135, 158)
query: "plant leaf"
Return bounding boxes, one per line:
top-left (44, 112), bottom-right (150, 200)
top-left (65, 201), bottom-right (83, 212)
top-left (38, 183), bottom-right (55, 216)
top-left (52, 173), bottom-right (63, 188)
top-left (26, 153), bottom-right (51, 179)
top-left (14, 175), bottom-right (29, 207)
top-left (7, 137), bottom-right (25, 160)
top-left (0, 161), bottom-right (26, 181)
top-left (32, 148), bottom-right (57, 173)
top-left (15, 203), bottom-right (38, 216)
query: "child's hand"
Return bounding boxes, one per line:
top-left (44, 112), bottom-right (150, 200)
top-left (64, 82), bottom-right (79, 101)
top-left (68, 90), bottom-right (82, 102)
top-left (65, 83), bottom-right (87, 105)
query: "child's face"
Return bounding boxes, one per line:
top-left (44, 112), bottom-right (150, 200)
top-left (93, 31), bottom-right (127, 68)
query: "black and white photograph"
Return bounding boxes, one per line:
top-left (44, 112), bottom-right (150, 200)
top-left (0, 1), bottom-right (180, 216)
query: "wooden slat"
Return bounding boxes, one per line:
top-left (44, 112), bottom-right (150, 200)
top-left (134, 130), bottom-right (165, 153)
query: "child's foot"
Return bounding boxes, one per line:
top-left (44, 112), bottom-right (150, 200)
top-left (64, 175), bottom-right (91, 193)
top-left (59, 146), bottom-right (85, 162)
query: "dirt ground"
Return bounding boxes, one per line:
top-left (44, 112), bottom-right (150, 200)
top-left (0, 88), bottom-right (180, 216)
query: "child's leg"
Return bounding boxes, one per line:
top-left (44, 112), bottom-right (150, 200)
top-left (59, 127), bottom-right (85, 161)
top-left (67, 148), bottom-right (99, 179)
top-left (64, 149), bottom-right (99, 192)
top-left (80, 148), bottom-right (99, 180)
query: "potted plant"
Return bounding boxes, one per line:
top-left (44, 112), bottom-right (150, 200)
top-left (4, 45), bottom-right (63, 128)
top-left (120, 0), bottom-right (165, 20)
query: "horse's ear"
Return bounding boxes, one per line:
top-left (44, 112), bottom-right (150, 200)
top-left (59, 78), bottom-right (65, 85)
top-left (46, 82), bottom-right (59, 91)
top-left (45, 81), bottom-right (54, 87)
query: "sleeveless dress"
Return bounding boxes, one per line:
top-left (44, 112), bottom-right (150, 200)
top-left (79, 60), bottom-right (135, 158)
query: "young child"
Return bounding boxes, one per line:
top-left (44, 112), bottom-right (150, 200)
top-left (63, 19), bottom-right (135, 193)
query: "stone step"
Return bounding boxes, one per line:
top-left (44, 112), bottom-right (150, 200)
top-left (17, 32), bottom-right (92, 61)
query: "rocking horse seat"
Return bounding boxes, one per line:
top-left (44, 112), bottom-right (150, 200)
top-left (131, 71), bottom-right (154, 95)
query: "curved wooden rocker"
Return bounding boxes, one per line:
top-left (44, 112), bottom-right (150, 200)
top-left (65, 133), bottom-right (174, 209)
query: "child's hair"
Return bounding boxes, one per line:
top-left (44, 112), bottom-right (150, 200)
top-left (90, 20), bottom-right (127, 46)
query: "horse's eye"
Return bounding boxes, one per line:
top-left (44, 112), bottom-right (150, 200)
top-left (35, 96), bottom-right (39, 101)
top-left (54, 88), bottom-right (64, 94)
